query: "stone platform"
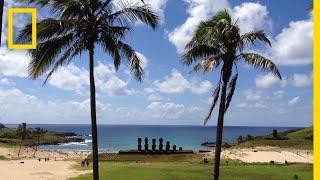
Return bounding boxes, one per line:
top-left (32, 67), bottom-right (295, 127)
top-left (119, 150), bottom-right (194, 155)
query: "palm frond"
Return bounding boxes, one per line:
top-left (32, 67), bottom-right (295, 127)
top-left (240, 53), bottom-right (281, 79)
top-left (117, 41), bottom-right (144, 82)
top-left (43, 38), bottom-right (86, 84)
top-left (106, 1), bottom-right (159, 29)
top-left (225, 73), bottom-right (238, 112)
top-left (204, 83), bottom-right (220, 125)
top-left (17, 18), bottom-right (78, 43)
top-left (28, 33), bottom-right (75, 79)
top-left (182, 45), bottom-right (219, 65)
top-left (240, 30), bottom-right (271, 49)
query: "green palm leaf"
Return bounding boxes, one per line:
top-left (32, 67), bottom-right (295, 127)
top-left (240, 53), bottom-right (282, 79)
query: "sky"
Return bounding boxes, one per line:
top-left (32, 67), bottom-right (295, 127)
top-left (0, 0), bottom-right (313, 127)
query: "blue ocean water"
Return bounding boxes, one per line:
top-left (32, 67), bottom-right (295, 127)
top-left (5, 124), bottom-right (299, 152)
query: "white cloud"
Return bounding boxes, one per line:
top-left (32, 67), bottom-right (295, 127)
top-left (144, 0), bottom-right (168, 22)
top-left (0, 48), bottom-right (28, 77)
top-left (167, 0), bottom-right (229, 53)
top-left (167, 2), bottom-right (273, 53)
top-left (0, 78), bottom-right (13, 86)
top-left (147, 93), bottom-right (163, 101)
top-left (49, 64), bottom-right (89, 94)
top-left (288, 96), bottom-right (300, 106)
top-left (255, 73), bottom-right (285, 88)
top-left (271, 18), bottom-right (313, 66)
top-left (147, 101), bottom-right (201, 119)
top-left (244, 89), bottom-right (261, 101)
top-left (273, 90), bottom-right (284, 99)
top-left (49, 62), bottom-right (134, 96)
top-left (0, 87), bottom-right (111, 124)
top-left (232, 2), bottom-right (271, 34)
top-left (291, 72), bottom-right (313, 87)
top-left (152, 69), bottom-right (212, 94)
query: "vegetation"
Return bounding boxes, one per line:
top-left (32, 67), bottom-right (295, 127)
top-left (32, 127), bottom-right (45, 157)
top-left (0, 123), bottom-right (5, 131)
top-left (0, 127), bottom-right (83, 147)
top-left (70, 154), bottom-right (312, 180)
top-left (182, 9), bottom-right (281, 179)
top-left (18, 0), bottom-right (159, 179)
top-left (0, 155), bottom-right (6, 160)
top-left (236, 127), bottom-right (313, 149)
top-left (17, 123), bottom-right (28, 157)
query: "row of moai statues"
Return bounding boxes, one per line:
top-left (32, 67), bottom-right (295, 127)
top-left (137, 137), bottom-right (182, 151)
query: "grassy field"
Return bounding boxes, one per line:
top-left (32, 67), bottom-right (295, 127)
top-left (236, 127), bottom-right (313, 150)
top-left (70, 154), bottom-right (312, 180)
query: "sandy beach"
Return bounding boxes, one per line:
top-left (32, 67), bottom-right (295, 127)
top-left (0, 146), bottom-right (91, 179)
top-left (0, 159), bottom-right (90, 180)
top-left (0, 145), bottom-right (313, 179)
top-left (221, 146), bottom-right (313, 164)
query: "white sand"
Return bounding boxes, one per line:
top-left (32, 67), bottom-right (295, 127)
top-left (221, 147), bottom-right (313, 164)
top-left (0, 159), bottom-right (90, 180)
top-left (0, 147), bottom-right (91, 179)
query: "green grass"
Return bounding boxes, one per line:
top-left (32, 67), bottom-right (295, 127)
top-left (236, 127), bottom-right (313, 150)
top-left (0, 155), bottom-right (6, 160)
top-left (70, 155), bottom-right (312, 180)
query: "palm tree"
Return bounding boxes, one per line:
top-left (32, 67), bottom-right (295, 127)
top-left (33, 127), bottom-right (45, 157)
top-left (182, 10), bottom-right (281, 180)
top-left (17, 123), bottom-right (28, 157)
top-left (17, 0), bottom-right (159, 179)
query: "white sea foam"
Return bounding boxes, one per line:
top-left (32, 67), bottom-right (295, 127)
top-left (59, 142), bottom-right (88, 146)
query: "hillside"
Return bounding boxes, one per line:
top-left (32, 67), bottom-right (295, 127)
top-left (236, 127), bottom-right (313, 150)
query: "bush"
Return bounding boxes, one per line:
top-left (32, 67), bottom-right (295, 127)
top-left (293, 174), bottom-right (299, 179)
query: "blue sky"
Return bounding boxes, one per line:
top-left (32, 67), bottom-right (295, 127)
top-left (0, 0), bottom-right (313, 127)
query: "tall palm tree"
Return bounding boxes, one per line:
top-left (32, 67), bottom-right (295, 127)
top-left (182, 10), bottom-right (281, 180)
top-left (33, 127), bottom-right (45, 157)
top-left (17, 123), bottom-right (28, 157)
top-left (17, 0), bottom-right (159, 179)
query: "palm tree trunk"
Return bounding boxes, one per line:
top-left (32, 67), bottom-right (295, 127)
top-left (213, 74), bottom-right (228, 180)
top-left (18, 138), bottom-right (23, 157)
top-left (89, 47), bottom-right (99, 180)
top-left (33, 135), bottom-right (39, 157)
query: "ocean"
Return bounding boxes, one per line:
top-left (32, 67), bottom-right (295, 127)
top-left (5, 124), bottom-right (299, 152)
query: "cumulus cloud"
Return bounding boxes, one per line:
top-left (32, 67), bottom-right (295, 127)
top-left (291, 72), bottom-right (313, 87)
top-left (0, 48), bottom-right (28, 77)
top-left (144, 0), bottom-right (168, 22)
top-left (244, 89), bottom-right (261, 101)
top-left (231, 2), bottom-right (271, 34)
top-left (288, 96), bottom-right (300, 106)
top-left (49, 62), bottom-right (134, 96)
top-left (147, 101), bottom-right (201, 120)
top-left (273, 90), bottom-right (284, 99)
top-left (167, 0), bottom-right (229, 53)
top-left (255, 73), bottom-right (286, 88)
top-left (0, 87), bottom-right (111, 124)
top-left (167, 1), bottom-right (272, 53)
top-left (270, 18), bottom-right (313, 66)
top-left (152, 69), bottom-right (212, 94)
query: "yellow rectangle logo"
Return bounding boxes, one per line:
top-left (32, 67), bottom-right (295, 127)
top-left (8, 8), bottom-right (37, 49)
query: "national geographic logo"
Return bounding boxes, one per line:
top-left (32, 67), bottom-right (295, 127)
top-left (0, 1), bottom-right (37, 49)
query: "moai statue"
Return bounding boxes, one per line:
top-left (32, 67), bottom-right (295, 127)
top-left (144, 137), bottom-right (149, 150)
top-left (137, 138), bottom-right (142, 151)
top-left (159, 138), bottom-right (163, 151)
top-left (152, 138), bottom-right (156, 151)
top-left (166, 141), bottom-right (170, 151)
top-left (172, 145), bottom-right (177, 151)
top-left (179, 147), bottom-right (183, 151)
